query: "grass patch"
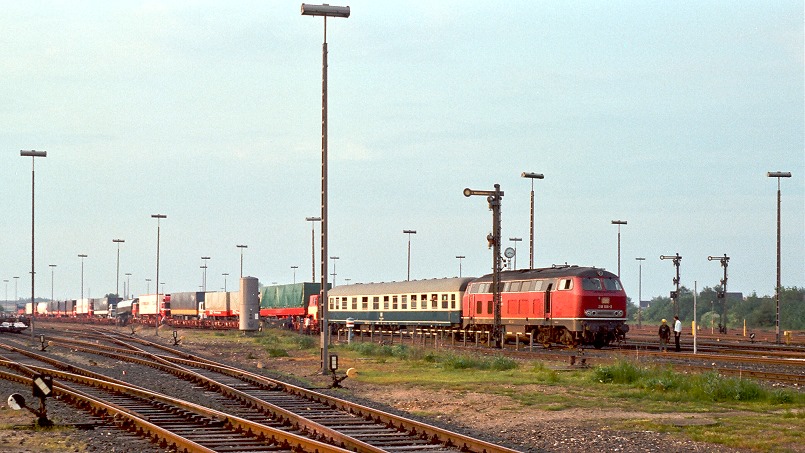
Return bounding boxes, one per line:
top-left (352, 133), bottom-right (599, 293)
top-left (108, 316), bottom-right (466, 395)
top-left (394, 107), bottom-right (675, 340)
top-left (591, 360), bottom-right (803, 405)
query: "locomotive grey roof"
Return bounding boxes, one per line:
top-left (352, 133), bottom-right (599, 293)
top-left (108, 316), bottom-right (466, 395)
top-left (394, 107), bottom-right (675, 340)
top-left (473, 265), bottom-right (617, 282)
top-left (328, 277), bottom-right (475, 297)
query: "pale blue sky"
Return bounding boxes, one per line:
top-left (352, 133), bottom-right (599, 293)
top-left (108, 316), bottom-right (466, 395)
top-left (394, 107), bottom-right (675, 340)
top-left (2, 1), bottom-right (803, 308)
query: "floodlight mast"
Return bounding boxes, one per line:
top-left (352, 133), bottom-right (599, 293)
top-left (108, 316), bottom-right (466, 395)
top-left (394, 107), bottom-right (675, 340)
top-left (464, 184), bottom-right (505, 348)
top-left (20, 149), bottom-right (47, 341)
top-left (767, 171), bottom-right (791, 344)
top-left (301, 2), bottom-right (350, 375)
top-left (521, 172), bottom-right (544, 269)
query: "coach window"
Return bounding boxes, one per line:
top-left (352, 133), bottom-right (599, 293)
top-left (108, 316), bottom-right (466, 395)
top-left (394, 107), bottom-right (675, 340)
top-left (431, 294), bottom-right (438, 309)
top-left (383, 296), bottom-right (390, 310)
top-left (373, 296), bottom-right (380, 310)
top-left (341, 297), bottom-right (348, 310)
top-left (362, 296), bottom-right (368, 310)
top-left (450, 293), bottom-right (456, 309)
top-left (604, 279), bottom-right (623, 291)
top-left (411, 294), bottom-right (417, 309)
top-left (329, 297), bottom-right (335, 310)
top-left (351, 297), bottom-right (358, 310)
top-left (401, 295), bottom-right (408, 310)
top-left (441, 294), bottom-right (448, 309)
top-left (392, 295), bottom-right (398, 310)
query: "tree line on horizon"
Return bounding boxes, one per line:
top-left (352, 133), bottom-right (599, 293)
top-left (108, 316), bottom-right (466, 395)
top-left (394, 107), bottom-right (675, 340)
top-left (627, 286), bottom-right (805, 331)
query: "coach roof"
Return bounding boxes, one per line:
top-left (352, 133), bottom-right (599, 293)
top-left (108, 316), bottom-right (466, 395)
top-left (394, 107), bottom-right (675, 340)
top-left (328, 277), bottom-right (475, 297)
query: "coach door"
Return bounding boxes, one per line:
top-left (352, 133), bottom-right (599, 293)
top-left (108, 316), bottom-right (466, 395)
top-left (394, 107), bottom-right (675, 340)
top-left (544, 283), bottom-right (553, 320)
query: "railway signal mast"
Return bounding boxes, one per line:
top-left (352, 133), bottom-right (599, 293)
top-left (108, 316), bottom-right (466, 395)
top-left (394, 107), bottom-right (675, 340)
top-left (464, 184), bottom-right (504, 348)
top-left (707, 254), bottom-right (730, 334)
top-left (660, 254), bottom-right (682, 316)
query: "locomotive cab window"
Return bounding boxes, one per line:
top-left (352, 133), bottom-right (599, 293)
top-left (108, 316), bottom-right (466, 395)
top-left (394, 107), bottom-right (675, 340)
top-left (603, 279), bottom-right (623, 291)
top-left (582, 278), bottom-right (603, 291)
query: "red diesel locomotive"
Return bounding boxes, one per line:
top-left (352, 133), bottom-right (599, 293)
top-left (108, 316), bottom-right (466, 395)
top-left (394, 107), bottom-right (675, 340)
top-left (463, 265), bottom-right (629, 347)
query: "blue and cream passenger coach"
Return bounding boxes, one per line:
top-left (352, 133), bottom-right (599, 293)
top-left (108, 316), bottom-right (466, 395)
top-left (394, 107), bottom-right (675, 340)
top-left (326, 277), bottom-right (475, 330)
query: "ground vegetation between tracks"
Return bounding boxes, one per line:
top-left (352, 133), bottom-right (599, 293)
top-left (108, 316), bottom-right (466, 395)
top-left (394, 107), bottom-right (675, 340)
top-left (0, 325), bottom-right (803, 452)
top-left (186, 328), bottom-right (804, 452)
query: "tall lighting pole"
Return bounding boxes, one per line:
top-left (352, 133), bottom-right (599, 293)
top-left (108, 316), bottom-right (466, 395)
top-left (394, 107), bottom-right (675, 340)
top-left (521, 172), bottom-right (544, 269)
top-left (151, 214), bottom-right (166, 336)
top-left (767, 171), bottom-right (791, 344)
top-left (236, 245), bottom-right (247, 278)
top-left (3, 280), bottom-right (8, 311)
top-left (78, 254), bottom-right (87, 303)
top-left (403, 230), bottom-right (416, 281)
top-left (124, 273), bottom-right (131, 299)
top-left (13, 276), bottom-right (19, 304)
top-left (112, 239), bottom-right (125, 297)
top-left (635, 258), bottom-right (645, 328)
top-left (456, 255), bottom-right (465, 278)
top-left (330, 256), bottom-right (340, 286)
top-left (291, 266), bottom-right (299, 285)
top-left (145, 278), bottom-right (151, 295)
top-left (611, 220), bottom-right (627, 276)
top-left (48, 264), bottom-right (56, 303)
top-left (222, 273), bottom-right (229, 292)
top-left (301, 2), bottom-right (350, 375)
top-left (20, 150), bottom-right (46, 337)
top-left (509, 237), bottom-right (522, 270)
top-left (306, 217), bottom-right (321, 282)
top-left (201, 256), bottom-right (210, 292)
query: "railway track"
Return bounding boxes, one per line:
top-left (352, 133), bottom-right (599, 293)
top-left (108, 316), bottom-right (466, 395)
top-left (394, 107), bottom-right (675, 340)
top-left (0, 344), bottom-right (346, 453)
top-left (0, 330), bottom-right (521, 453)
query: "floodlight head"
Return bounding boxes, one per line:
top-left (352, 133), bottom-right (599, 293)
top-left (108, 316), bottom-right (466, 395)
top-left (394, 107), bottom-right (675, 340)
top-left (611, 220), bottom-right (627, 225)
top-left (521, 172), bottom-right (544, 179)
top-left (20, 150), bottom-right (47, 158)
top-left (306, 216), bottom-right (322, 221)
top-left (767, 171), bottom-right (791, 178)
top-left (301, 3), bottom-right (350, 18)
